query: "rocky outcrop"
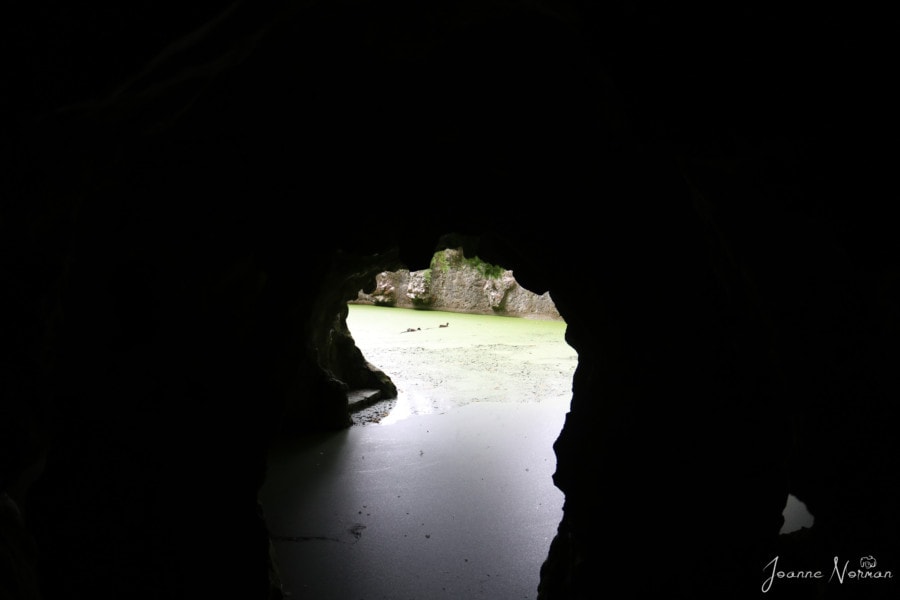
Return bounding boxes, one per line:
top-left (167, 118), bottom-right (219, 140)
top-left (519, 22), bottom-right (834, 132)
top-left (354, 248), bottom-right (562, 319)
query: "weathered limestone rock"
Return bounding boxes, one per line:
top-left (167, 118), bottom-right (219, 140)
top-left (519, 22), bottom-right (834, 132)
top-left (405, 270), bottom-right (434, 307)
top-left (357, 248), bottom-right (562, 319)
top-left (370, 275), bottom-right (400, 306)
top-left (484, 271), bottom-right (516, 311)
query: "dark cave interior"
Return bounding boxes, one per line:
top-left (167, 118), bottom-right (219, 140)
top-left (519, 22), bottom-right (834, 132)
top-left (2, 1), bottom-right (898, 598)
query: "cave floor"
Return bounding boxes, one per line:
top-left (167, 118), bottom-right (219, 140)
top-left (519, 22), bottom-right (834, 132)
top-left (259, 307), bottom-right (576, 599)
top-left (260, 398), bottom-right (570, 600)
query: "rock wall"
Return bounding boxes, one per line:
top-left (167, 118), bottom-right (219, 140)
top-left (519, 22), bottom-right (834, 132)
top-left (354, 248), bottom-right (562, 319)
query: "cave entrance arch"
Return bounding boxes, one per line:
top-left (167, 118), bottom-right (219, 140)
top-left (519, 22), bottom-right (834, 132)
top-left (344, 247), bottom-right (575, 425)
top-left (259, 249), bottom-right (578, 600)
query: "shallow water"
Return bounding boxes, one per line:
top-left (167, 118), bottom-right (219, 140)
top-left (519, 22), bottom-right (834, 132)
top-left (260, 306), bottom-right (577, 599)
top-left (346, 305), bottom-right (577, 424)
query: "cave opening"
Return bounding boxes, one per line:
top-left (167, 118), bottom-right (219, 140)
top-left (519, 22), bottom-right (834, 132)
top-left (259, 252), bottom-right (577, 599)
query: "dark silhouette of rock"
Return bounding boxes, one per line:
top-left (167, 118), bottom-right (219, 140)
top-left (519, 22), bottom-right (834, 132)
top-left (2, 1), bottom-right (897, 599)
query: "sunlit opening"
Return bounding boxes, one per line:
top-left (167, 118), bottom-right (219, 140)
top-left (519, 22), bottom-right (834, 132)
top-left (346, 304), bottom-right (576, 426)
top-left (259, 250), bottom-right (578, 600)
